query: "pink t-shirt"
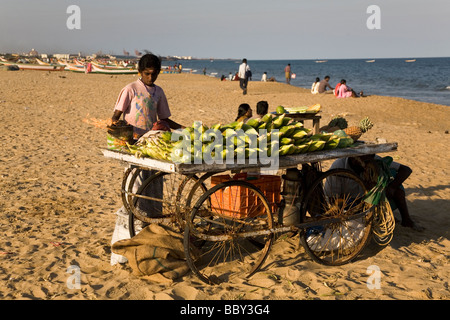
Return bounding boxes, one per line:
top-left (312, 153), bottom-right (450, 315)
top-left (337, 84), bottom-right (353, 98)
top-left (114, 79), bottom-right (171, 137)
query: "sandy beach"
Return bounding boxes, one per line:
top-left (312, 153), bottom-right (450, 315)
top-left (0, 70), bottom-right (448, 301)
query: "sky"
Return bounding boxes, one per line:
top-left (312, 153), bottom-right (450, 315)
top-left (1, 0), bottom-right (449, 60)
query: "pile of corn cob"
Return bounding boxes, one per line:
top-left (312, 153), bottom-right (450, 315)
top-left (126, 113), bottom-right (355, 163)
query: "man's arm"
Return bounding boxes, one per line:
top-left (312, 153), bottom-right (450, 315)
top-left (111, 110), bottom-right (123, 124)
top-left (162, 118), bottom-right (184, 130)
top-left (389, 164), bottom-right (412, 190)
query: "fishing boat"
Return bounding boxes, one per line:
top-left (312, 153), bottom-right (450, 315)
top-left (0, 60), bottom-right (65, 71)
top-left (90, 64), bottom-right (138, 74)
top-left (315, 60), bottom-right (328, 63)
top-left (366, 60), bottom-right (376, 63)
top-left (35, 58), bottom-right (51, 65)
top-left (64, 62), bottom-right (85, 73)
top-left (405, 59), bottom-right (416, 63)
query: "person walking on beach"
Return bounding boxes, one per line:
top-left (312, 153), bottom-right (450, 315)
top-left (238, 58), bottom-right (251, 95)
top-left (318, 75), bottom-right (334, 93)
top-left (285, 64), bottom-right (292, 84)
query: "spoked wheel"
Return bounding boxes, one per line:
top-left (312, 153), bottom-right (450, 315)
top-left (300, 169), bottom-right (374, 266)
top-left (127, 170), bottom-right (207, 237)
top-left (184, 180), bottom-right (274, 285)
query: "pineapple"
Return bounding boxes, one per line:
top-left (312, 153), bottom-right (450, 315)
top-left (344, 117), bottom-right (374, 141)
top-left (319, 115), bottom-right (348, 133)
top-left (328, 115), bottom-right (348, 129)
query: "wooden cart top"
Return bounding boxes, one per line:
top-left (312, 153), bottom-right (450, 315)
top-left (102, 142), bottom-right (398, 174)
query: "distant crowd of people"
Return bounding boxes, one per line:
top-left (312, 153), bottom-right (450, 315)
top-left (215, 59), bottom-right (366, 98)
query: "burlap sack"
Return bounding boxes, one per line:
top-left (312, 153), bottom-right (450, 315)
top-left (112, 224), bottom-right (189, 280)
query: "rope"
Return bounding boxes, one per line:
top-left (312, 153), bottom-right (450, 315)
top-left (372, 200), bottom-right (395, 245)
top-left (361, 157), bottom-right (396, 245)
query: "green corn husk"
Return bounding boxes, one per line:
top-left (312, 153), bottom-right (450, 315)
top-left (279, 144), bottom-right (295, 156)
top-left (233, 121), bottom-right (245, 131)
top-left (159, 131), bottom-right (172, 142)
top-left (291, 129), bottom-right (308, 139)
top-left (261, 113), bottom-right (273, 124)
top-left (287, 144), bottom-right (298, 155)
top-left (294, 137), bottom-right (309, 146)
top-left (272, 114), bottom-right (286, 129)
top-left (280, 137), bottom-right (294, 145)
top-left (311, 133), bottom-right (333, 141)
top-left (258, 122), bottom-right (267, 130)
top-left (279, 125), bottom-right (296, 137)
top-left (324, 137), bottom-right (340, 150)
top-left (297, 143), bottom-right (311, 153)
top-left (307, 140), bottom-right (326, 152)
top-left (245, 127), bottom-right (259, 137)
top-left (290, 121), bottom-right (304, 128)
top-left (281, 116), bottom-right (292, 127)
top-left (246, 118), bottom-right (261, 129)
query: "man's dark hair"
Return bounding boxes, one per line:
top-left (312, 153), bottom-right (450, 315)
top-left (138, 53), bottom-right (162, 72)
top-left (256, 101), bottom-right (269, 116)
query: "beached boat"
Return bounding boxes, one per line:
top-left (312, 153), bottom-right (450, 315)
top-left (35, 58), bottom-right (50, 66)
top-left (0, 60), bottom-right (65, 71)
top-left (91, 61), bottom-right (123, 69)
top-left (91, 64), bottom-right (138, 75)
top-left (74, 59), bottom-right (85, 66)
top-left (65, 62), bottom-right (85, 73)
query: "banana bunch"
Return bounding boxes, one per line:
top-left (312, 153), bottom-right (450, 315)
top-left (126, 113), bottom-right (355, 162)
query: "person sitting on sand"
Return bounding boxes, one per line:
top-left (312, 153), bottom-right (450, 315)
top-left (111, 53), bottom-right (183, 140)
top-left (256, 101), bottom-right (269, 118)
top-left (311, 77), bottom-right (320, 94)
top-left (329, 155), bottom-right (424, 231)
top-left (318, 76), bottom-right (334, 93)
top-left (235, 103), bottom-right (253, 123)
top-left (336, 79), bottom-right (359, 98)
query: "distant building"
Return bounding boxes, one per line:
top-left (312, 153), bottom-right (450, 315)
top-left (29, 48), bottom-right (39, 56)
top-left (53, 54), bottom-right (70, 60)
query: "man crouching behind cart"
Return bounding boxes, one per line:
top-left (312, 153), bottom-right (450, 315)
top-left (110, 54), bottom-right (184, 264)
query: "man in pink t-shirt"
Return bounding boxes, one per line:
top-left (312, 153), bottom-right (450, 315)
top-left (111, 54), bottom-right (183, 139)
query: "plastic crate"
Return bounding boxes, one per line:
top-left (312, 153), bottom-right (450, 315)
top-left (210, 173), bottom-right (281, 218)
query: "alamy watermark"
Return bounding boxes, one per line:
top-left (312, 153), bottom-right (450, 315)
top-left (66, 5), bottom-right (81, 30)
top-left (366, 265), bottom-right (381, 289)
top-left (367, 5), bottom-right (381, 30)
top-left (66, 265), bottom-right (81, 289)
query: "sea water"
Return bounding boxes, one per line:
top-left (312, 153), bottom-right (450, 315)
top-left (170, 57), bottom-right (450, 106)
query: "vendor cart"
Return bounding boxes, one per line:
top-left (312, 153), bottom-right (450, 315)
top-left (103, 141), bottom-right (397, 285)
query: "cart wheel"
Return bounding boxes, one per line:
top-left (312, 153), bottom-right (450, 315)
top-left (174, 174), bottom-right (208, 229)
top-left (121, 167), bottom-right (142, 213)
top-left (128, 172), bottom-right (207, 237)
top-left (300, 169), bottom-right (374, 266)
top-left (184, 180), bottom-right (274, 285)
